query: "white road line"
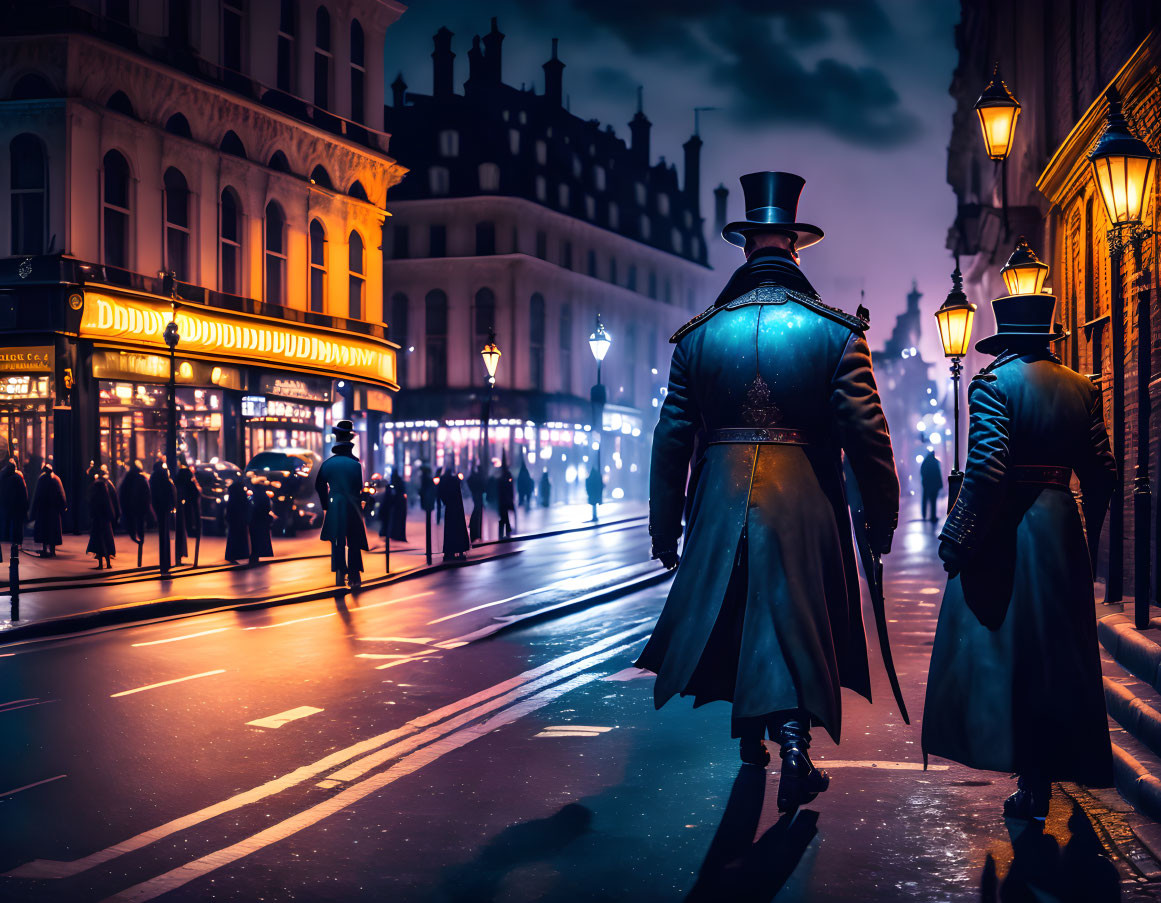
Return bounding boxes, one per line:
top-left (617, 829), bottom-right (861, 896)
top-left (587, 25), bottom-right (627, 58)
top-left (0, 698), bottom-right (38, 708)
top-left (5, 625), bottom-right (646, 881)
top-left (374, 651), bottom-right (440, 669)
top-left (0, 700), bottom-right (55, 714)
top-left (243, 613), bottom-right (335, 630)
top-left (353, 590), bottom-right (435, 611)
top-left (0, 775), bottom-right (67, 798)
top-left (132, 629), bottom-right (229, 647)
top-left (354, 653), bottom-right (420, 660)
top-left (246, 707), bottom-right (323, 730)
top-left (103, 673), bottom-right (603, 903)
top-left (110, 670), bottom-right (226, 698)
top-left (354, 636), bottom-right (434, 645)
top-left (425, 568), bottom-right (606, 625)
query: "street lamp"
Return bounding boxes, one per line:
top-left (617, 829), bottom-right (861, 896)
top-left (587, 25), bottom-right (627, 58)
top-left (934, 267), bottom-right (976, 508)
top-left (975, 63), bottom-right (1020, 237)
top-left (588, 315), bottom-right (611, 521)
top-left (1000, 236), bottom-right (1050, 296)
top-left (479, 328), bottom-right (500, 530)
top-left (1089, 85), bottom-right (1159, 626)
top-left (161, 271), bottom-right (180, 575)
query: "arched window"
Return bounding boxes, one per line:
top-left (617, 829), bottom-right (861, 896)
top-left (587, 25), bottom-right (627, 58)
top-left (348, 180), bottom-right (368, 202)
top-left (277, 0), bottom-right (296, 92)
top-left (105, 90), bottom-right (135, 118)
top-left (220, 131), bottom-right (247, 159)
top-left (164, 168), bottom-right (191, 281)
top-left (425, 289), bottom-right (448, 388)
top-left (264, 201), bottom-right (287, 305)
top-left (473, 288), bottom-right (495, 387)
top-left (348, 231), bottom-right (364, 320)
top-left (438, 130), bottom-right (460, 158)
top-left (10, 73), bottom-right (56, 100)
top-left (390, 292), bottom-right (409, 387)
top-left (222, 0), bottom-right (245, 73)
top-left (428, 166), bottom-right (450, 195)
top-left (478, 163), bottom-right (500, 192)
top-left (102, 150), bottom-right (131, 269)
top-left (313, 6), bottom-right (331, 111)
top-left (529, 293), bottom-right (545, 391)
top-left (309, 219), bottom-right (326, 312)
top-left (309, 164), bottom-right (332, 189)
top-left (475, 221), bottom-right (495, 256)
top-left (165, 113), bottom-right (192, 138)
top-left (350, 19), bottom-right (365, 124)
top-left (559, 304), bottom-right (572, 393)
top-left (268, 150), bottom-right (290, 173)
top-left (10, 135), bottom-right (47, 255)
top-left (220, 188), bottom-right (242, 295)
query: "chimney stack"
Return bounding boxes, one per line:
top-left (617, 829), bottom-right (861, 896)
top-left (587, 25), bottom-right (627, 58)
top-left (713, 184), bottom-right (729, 234)
top-left (391, 72), bottom-right (407, 108)
top-left (629, 87), bottom-right (651, 167)
top-left (683, 133), bottom-right (702, 215)
top-left (482, 17), bottom-right (504, 85)
top-left (432, 27), bottom-right (454, 98)
top-left (543, 37), bottom-right (564, 107)
top-left (466, 34), bottom-right (484, 91)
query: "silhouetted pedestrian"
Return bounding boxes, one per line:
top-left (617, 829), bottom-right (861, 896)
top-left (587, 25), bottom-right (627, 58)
top-left (467, 465), bottom-right (485, 542)
top-left (173, 463), bottom-right (200, 564)
top-left (384, 470), bottom-right (408, 542)
top-left (0, 458), bottom-right (28, 550)
top-left (118, 460), bottom-right (151, 544)
top-left (149, 459), bottom-right (176, 573)
top-left (517, 461), bottom-right (534, 510)
top-left (316, 420), bottom-right (369, 587)
top-left (920, 450), bottom-right (943, 522)
top-left (496, 456), bottom-right (515, 540)
top-left (438, 471), bottom-right (471, 560)
top-left (223, 481), bottom-right (251, 563)
top-left (249, 486), bottom-right (274, 563)
top-left (86, 464), bottom-right (119, 569)
top-left (585, 464), bottom-right (603, 522)
top-left (538, 469), bottom-right (551, 508)
top-left (30, 462), bottom-right (66, 557)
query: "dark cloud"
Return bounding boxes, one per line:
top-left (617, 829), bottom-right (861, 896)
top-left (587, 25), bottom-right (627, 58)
top-left (587, 66), bottom-right (643, 102)
top-left (510, 0), bottom-right (918, 147)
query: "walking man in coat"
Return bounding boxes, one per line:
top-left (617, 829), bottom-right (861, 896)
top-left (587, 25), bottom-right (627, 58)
top-left (437, 470), bottom-right (471, 560)
top-left (636, 172), bottom-right (899, 813)
top-left (87, 464), bottom-right (119, 569)
top-left (316, 420), bottom-right (369, 587)
top-left (173, 463), bottom-right (200, 565)
top-left (920, 450), bottom-right (944, 523)
top-left (119, 460), bottom-right (151, 563)
top-left (0, 457), bottom-right (29, 553)
top-left (149, 459), bottom-right (176, 574)
top-left (922, 281), bottom-right (1116, 822)
top-left (496, 455), bottom-right (516, 540)
top-left (467, 464), bottom-right (485, 542)
top-left (585, 465), bottom-right (603, 523)
top-left (516, 461), bottom-right (534, 511)
top-left (538, 468), bottom-right (551, 508)
top-left (30, 461), bottom-right (66, 557)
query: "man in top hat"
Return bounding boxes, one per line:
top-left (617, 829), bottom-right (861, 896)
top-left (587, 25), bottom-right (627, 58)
top-left (923, 251), bottom-right (1117, 822)
top-left (636, 171), bottom-right (900, 813)
top-left (316, 419), bottom-right (369, 587)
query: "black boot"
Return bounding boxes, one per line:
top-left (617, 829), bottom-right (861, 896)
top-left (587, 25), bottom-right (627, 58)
top-left (1004, 774), bottom-right (1051, 821)
top-left (776, 718), bottom-right (829, 813)
top-left (739, 738), bottom-right (771, 767)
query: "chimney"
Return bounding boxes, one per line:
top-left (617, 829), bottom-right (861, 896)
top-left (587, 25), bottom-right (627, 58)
top-left (629, 86), bottom-right (651, 167)
top-left (466, 34), bottom-right (484, 91)
top-left (482, 17), bottom-right (504, 85)
top-left (391, 72), bottom-right (407, 108)
top-left (543, 37), bottom-right (564, 107)
top-left (683, 133), bottom-right (702, 215)
top-left (432, 27), bottom-right (454, 98)
top-left (713, 184), bottom-right (729, 233)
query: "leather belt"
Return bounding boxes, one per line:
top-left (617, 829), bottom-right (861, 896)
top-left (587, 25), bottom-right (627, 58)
top-left (706, 427), bottom-right (811, 446)
top-left (1010, 464), bottom-right (1071, 487)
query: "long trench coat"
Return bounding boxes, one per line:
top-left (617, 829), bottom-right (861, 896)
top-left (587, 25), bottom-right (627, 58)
top-left (30, 467), bottom-right (66, 547)
top-left (636, 250), bottom-right (899, 743)
top-left (87, 476), bottom-right (120, 558)
top-left (223, 482), bottom-right (251, 562)
top-left (0, 463), bottom-right (28, 545)
top-left (316, 443), bottom-right (369, 551)
top-left (438, 473), bottom-right (471, 556)
top-left (922, 350), bottom-right (1116, 786)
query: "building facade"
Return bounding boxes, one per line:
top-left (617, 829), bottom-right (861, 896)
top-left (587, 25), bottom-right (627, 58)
top-left (947, 1), bottom-right (1161, 597)
top-left (382, 20), bottom-right (714, 501)
top-left (0, 0), bottom-right (407, 525)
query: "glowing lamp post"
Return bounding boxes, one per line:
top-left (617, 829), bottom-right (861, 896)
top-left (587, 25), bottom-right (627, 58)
top-left (975, 64), bottom-right (1020, 237)
top-left (479, 328), bottom-right (501, 533)
top-left (1089, 87), bottom-right (1156, 233)
top-left (934, 268), bottom-right (976, 507)
top-left (588, 315), bottom-right (611, 520)
top-left (1000, 236), bottom-right (1050, 296)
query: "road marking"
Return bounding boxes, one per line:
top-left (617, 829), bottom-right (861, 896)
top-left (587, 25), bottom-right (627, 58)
top-left (110, 670), bottom-right (226, 698)
top-left (353, 590), bottom-right (435, 611)
top-left (0, 775), bottom-right (67, 798)
top-left (355, 636), bottom-right (434, 645)
top-left (601, 667), bottom-right (652, 682)
top-left (103, 673), bottom-right (603, 903)
top-left (243, 613), bottom-right (335, 630)
top-left (354, 653), bottom-right (421, 660)
top-left (534, 725), bottom-right (613, 738)
top-left (374, 651), bottom-right (440, 669)
top-left (5, 625), bottom-right (646, 881)
top-left (813, 760), bottom-right (948, 771)
top-left (0, 699), bottom-right (55, 714)
top-left (246, 707), bottom-right (323, 730)
top-left (425, 568), bottom-right (607, 624)
top-left (132, 628), bottom-right (229, 647)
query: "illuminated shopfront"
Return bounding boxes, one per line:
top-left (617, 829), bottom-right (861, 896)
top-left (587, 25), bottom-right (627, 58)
top-left (0, 346), bottom-right (54, 471)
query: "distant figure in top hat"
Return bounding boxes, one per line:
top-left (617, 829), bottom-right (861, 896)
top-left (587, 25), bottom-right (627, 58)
top-left (636, 171), bottom-right (899, 813)
top-left (30, 461), bottom-right (67, 557)
top-left (923, 260), bottom-right (1117, 822)
top-left (920, 450), bottom-right (944, 523)
top-left (316, 420), bottom-right (369, 587)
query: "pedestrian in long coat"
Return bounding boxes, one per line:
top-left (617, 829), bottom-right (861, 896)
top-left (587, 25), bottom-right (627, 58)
top-left (30, 463), bottom-right (66, 556)
top-left (248, 487), bottom-right (275, 563)
top-left (149, 460), bottom-right (176, 572)
top-left (516, 462), bottom-right (534, 510)
top-left (119, 460), bottom-right (152, 544)
top-left (0, 458), bottom-right (29, 549)
top-left (584, 465), bottom-right (603, 521)
top-left (386, 471), bottom-right (408, 542)
top-left (316, 420), bottom-right (369, 586)
top-left (538, 469), bottom-right (551, 508)
top-left (86, 465), bottom-right (120, 568)
top-left (635, 172), bottom-right (899, 813)
top-left (467, 466), bottom-right (485, 542)
top-left (223, 480), bottom-right (251, 563)
top-left (922, 288), bottom-right (1117, 821)
top-left (438, 471), bottom-right (471, 559)
top-left (496, 458), bottom-right (515, 540)
top-left (919, 450), bottom-right (943, 522)
top-left (173, 464), bottom-right (200, 564)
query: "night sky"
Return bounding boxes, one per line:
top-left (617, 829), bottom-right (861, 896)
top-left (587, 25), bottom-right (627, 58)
top-left (385, 1), bottom-right (961, 363)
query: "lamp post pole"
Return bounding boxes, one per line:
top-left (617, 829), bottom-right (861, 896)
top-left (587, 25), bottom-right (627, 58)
top-left (949, 356), bottom-right (964, 507)
top-left (161, 274), bottom-right (179, 576)
top-left (589, 315), bottom-right (611, 522)
top-left (480, 328), bottom-right (501, 540)
top-left (934, 268), bottom-right (976, 510)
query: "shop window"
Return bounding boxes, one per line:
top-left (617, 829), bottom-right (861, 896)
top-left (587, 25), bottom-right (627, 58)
top-left (348, 231), bottom-right (364, 320)
top-left (309, 218), bottom-right (326, 313)
top-left (277, 0), bottom-right (296, 92)
top-left (222, 0), bottom-right (245, 73)
top-left (220, 188), bottom-right (242, 295)
top-left (473, 288), bottom-right (495, 386)
top-left (476, 221), bottom-right (495, 256)
top-left (429, 166), bottom-right (450, 196)
top-left (102, 151), bottom-right (131, 269)
top-left (10, 134), bottom-right (47, 256)
top-left (429, 224), bottom-right (446, 257)
top-left (268, 150), bottom-right (290, 173)
top-left (438, 130), bottom-right (460, 158)
top-left (165, 113), bottom-right (192, 138)
top-left (479, 163), bottom-right (500, 192)
top-left (350, 19), bottom-right (365, 124)
top-left (530, 293), bottom-right (545, 391)
top-left (559, 304), bottom-right (572, 393)
top-left (264, 200), bottom-right (287, 305)
top-left (392, 224), bottom-right (409, 259)
top-left (390, 292), bottom-right (409, 386)
top-left (314, 6), bottom-right (331, 111)
top-left (164, 168), bottom-right (191, 282)
top-left (220, 130), bottom-right (247, 159)
top-left (425, 289), bottom-right (448, 388)
top-left (309, 164), bottom-right (332, 189)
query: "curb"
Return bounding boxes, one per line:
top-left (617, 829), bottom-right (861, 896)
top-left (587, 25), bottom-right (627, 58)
top-left (1106, 677), bottom-right (1161, 762)
top-left (0, 548), bottom-right (522, 646)
top-left (1099, 614), bottom-right (1161, 695)
top-left (1113, 742), bottom-right (1161, 824)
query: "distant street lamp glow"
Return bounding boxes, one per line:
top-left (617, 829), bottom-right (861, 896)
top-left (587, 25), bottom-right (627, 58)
top-left (1088, 86), bottom-right (1157, 228)
top-left (1000, 236), bottom-right (1050, 296)
top-left (974, 64), bottom-right (1021, 161)
top-left (480, 327), bottom-right (501, 383)
top-left (589, 317), bottom-right (612, 363)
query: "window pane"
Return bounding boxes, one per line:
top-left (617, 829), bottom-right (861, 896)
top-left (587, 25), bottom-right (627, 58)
top-left (266, 254), bottom-right (284, 304)
top-left (348, 275), bottom-right (363, 319)
top-left (104, 208), bottom-right (128, 268)
top-left (310, 267), bottom-right (324, 312)
top-left (167, 227), bottom-right (188, 281)
top-left (12, 194), bottom-right (45, 255)
top-left (221, 243), bottom-right (238, 294)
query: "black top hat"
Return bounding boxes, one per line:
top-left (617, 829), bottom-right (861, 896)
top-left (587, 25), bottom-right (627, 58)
top-left (975, 293), bottom-right (1064, 355)
top-left (722, 172), bottom-right (824, 250)
top-left (332, 419), bottom-right (355, 440)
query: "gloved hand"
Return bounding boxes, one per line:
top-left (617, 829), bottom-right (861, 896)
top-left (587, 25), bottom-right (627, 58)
top-left (653, 546), bottom-right (680, 570)
top-left (938, 539), bottom-right (965, 577)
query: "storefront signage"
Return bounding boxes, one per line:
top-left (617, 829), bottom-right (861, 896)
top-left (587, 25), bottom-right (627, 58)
top-left (79, 293), bottom-right (397, 388)
top-left (259, 376), bottom-right (330, 402)
top-left (0, 346), bottom-right (53, 373)
top-left (91, 350), bottom-right (242, 390)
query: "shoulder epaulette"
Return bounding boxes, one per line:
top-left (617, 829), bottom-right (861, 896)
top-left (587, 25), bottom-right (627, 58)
top-left (670, 285), bottom-right (866, 343)
top-left (972, 351), bottom-right (1022, 383)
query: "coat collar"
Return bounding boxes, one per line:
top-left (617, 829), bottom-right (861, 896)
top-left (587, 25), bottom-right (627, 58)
top-left (712, 248), bottom-right (818, 308)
